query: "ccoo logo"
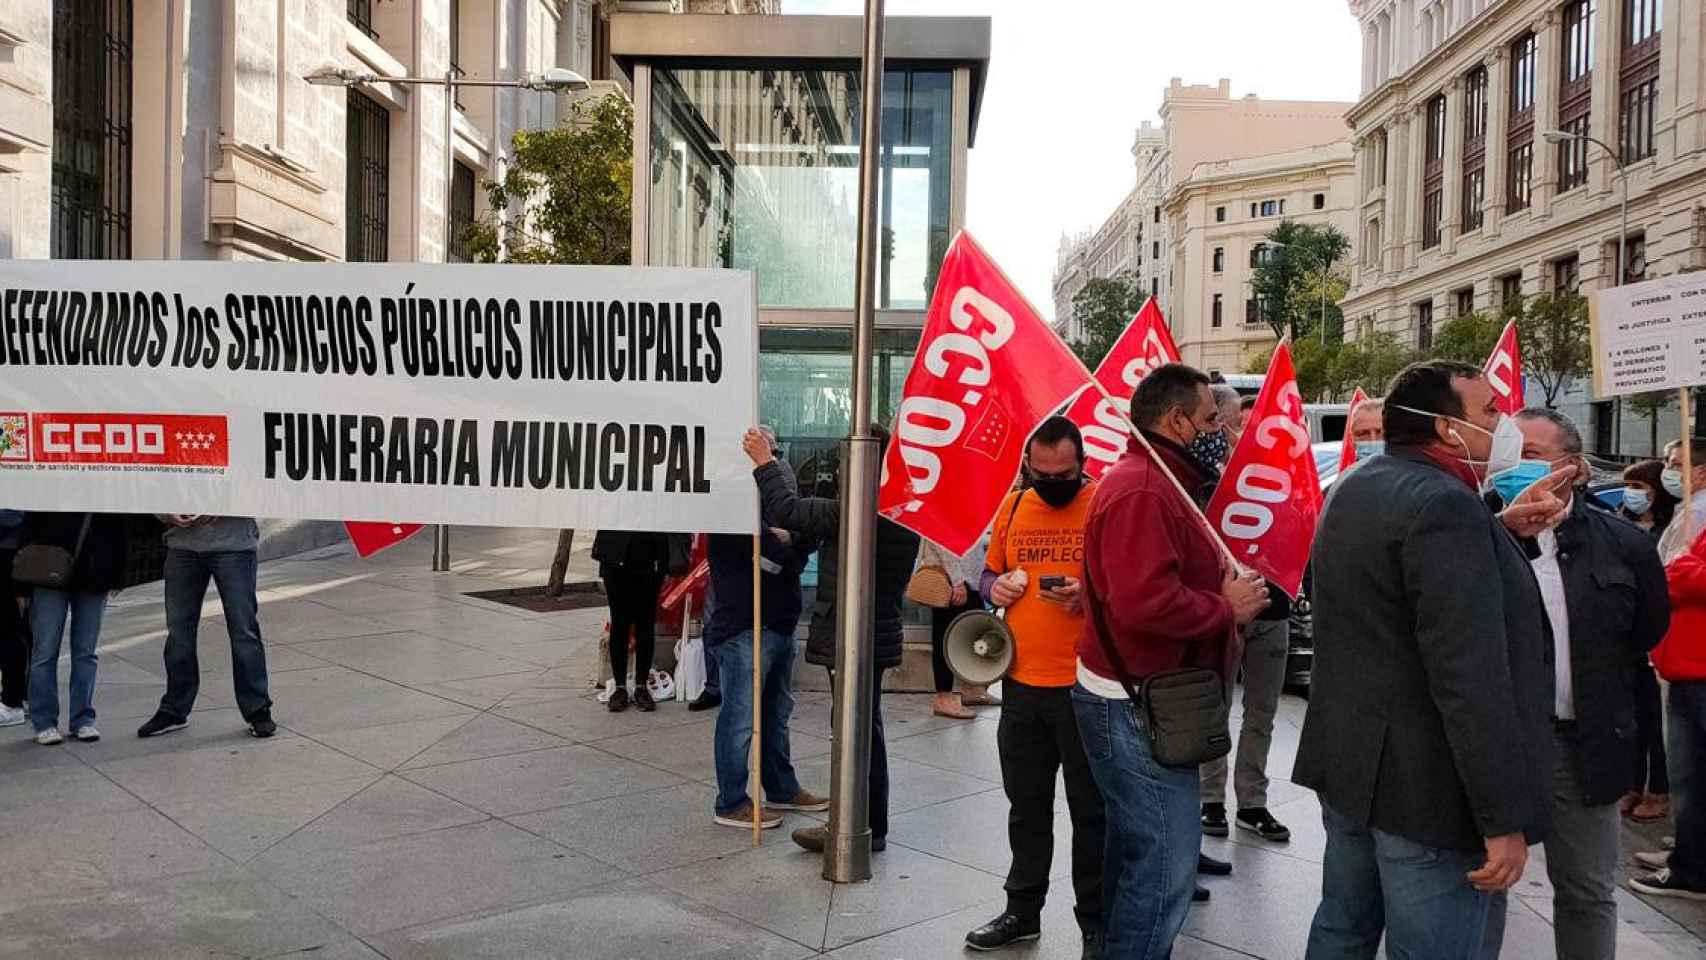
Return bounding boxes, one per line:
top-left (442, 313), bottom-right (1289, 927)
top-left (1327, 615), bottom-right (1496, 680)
top-left (29, 413), bottom-right (230, 467)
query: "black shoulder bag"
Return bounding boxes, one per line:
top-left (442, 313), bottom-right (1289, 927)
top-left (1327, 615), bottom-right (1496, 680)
top-left (1083, 565), bottom-right (1231, 768)
top-left (12, 513), bottom-right (94, 590)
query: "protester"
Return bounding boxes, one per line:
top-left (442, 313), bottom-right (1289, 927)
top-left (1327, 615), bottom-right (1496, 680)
top-left (1077, 363), bottom-right (1269, 958)
top-left (964, 416), bottom-right (1105, 958)
top-left (1349, 397), bottom-right (1384, 453)
top-left (21, 512), bottom-right (129, 745)
top-left (1637, 511), bottom-right (1706, 900)
top-left (703, 514), bottom-right (827, 829)
top-left (1622, 459), bottom-right (1679, 533)
top-left (593, 528), bottom-right (688, 713)
top-left (744, 425), bottom-right (921, 855)
top-left (134, 517), bottom-right (276, 739)
top-left (1295, 360), bottom-right (1553, 958)
top-left (921, 534), bottom-right (988, 720)
top-left (1474, 409), bottom-right (1670, 958)
top-left (0, 509), bottom-right (25, 727)
top-left (1212, 383), bottom-right (1245, 449)
top-left (1659, 439), bottom-right (1706, 564)
top-left (1200, 610), bottom-right (1293, 843)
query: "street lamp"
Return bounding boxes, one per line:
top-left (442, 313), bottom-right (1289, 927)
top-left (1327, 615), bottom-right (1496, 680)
top-left (1541, 129), bottom-right (1628, 288)
top-left (307, 61), bottom-right (589, 571)
top-left (1266, 239), bottom-right (1335, 343)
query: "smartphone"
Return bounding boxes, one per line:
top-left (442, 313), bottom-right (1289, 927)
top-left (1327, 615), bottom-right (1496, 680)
top-left (1039, 575), bottom-right (1067, 591)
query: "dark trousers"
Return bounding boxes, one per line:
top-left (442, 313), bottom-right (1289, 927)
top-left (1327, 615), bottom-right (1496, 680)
top-left (0, 549), bottom-right (25, 708)
top-left (1001, 679), bottom-right (1105, 930)
top-left (160, 549), bottom-right (272, 723)
top-left (929, 596), bottom-right (982, 694)
top-left (1669, 680), bottom-right (1706, 887)
top-left (603, 568), bottom-right (664, 688)
top-left (1632, 660), bottom-right (1669, 794)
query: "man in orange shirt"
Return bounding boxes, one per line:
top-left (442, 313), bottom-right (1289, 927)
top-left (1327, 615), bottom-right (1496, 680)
top-left (964, 416), bottom-right (1105, 959)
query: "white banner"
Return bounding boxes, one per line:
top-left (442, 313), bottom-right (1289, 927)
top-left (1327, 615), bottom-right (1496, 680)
top-left (1591, 272), bottom-right (1706, 398)
top-left (0, 260), bottom-right (759, 534)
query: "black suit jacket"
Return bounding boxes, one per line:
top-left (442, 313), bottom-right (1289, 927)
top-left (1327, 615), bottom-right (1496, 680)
top-left (1294, 447), bottom-right (1553, 853)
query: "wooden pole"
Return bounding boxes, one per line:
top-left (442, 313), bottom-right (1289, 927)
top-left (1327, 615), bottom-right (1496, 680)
top-left (1685, 387), bottom-right (1696, 543)
top-left (751, 533), bottom-right (763, 846)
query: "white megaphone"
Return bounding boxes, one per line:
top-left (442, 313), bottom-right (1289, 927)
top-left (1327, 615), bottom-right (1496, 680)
top-left (943, 609), bottom-right (1015, 686)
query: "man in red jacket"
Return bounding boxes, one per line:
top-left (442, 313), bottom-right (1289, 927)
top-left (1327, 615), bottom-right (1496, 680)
top-left (1636, 523), bottom-right (1706, 899)
top-left (1076, 363), bottom-right (1270, 958)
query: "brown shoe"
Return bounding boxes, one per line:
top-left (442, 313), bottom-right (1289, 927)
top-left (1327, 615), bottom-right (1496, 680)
top-left (715, 802), bottom-right (782, 830)
top-left (1632, 794), bottom-right (1672, 823)
top-left (933, 692), bottom-right (975, 720)
top-left (770, 789), bottom-right (830, 812)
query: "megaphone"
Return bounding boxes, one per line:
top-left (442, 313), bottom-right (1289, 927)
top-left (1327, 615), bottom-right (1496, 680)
top-left (944, 610), bottom-right (1015, 686)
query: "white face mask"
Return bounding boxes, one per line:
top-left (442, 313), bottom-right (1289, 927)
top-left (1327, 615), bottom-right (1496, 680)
top-left (1624, 488), bottom-right (1652, 516)
top-left (1664, 467), bottom-right (1688, 500)
top-left (1390, 404), bottom-right (1524, 480)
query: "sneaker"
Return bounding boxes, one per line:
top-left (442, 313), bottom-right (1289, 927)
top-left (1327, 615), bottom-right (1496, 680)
top-left (1636, 850), bottom-right (1673, 869)
top-left (1237, 807), bottom-right (1292, 843)
top-left (607, 687), bottom-right (630, 713)
top-left (0, 703), bottom-right (25, 727)
top-left (72, 725), bottom-right (100, 742)
top-left (1197, 852), bottom-right (1232, 876)
top-left (136, 713), bottom-right (189, 738)
top-left (1631, 868), bottom-right (1706, 900)
top-left (768, 789), bottom-right (830, 812)
top-left (1193, 885), bottom-right (1211, 903)
top-left (633, 686), bottom-right (657, 713)
top-left (714, 802), bottom-right (783, 830)
top-left (964, 911), bottom-right (1041, 951)
top-left (687, 690), bottom-right (722, 712)
top-left (1201, 802), bottom-right (1229, 837)
top-left (789, 825), bottom-right (885, 853)
top-left (248, 715), bottom-right (277, 739)
top-left (34, 728), bottom-right (63, 746)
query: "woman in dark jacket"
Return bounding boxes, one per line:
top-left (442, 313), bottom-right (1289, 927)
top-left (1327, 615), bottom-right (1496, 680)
top-left (742, 425), bottom-right (921, 854)
top-left (1622, 458), bottom-right (1679, 533)
top-left (22, 512), bottom-right (128, 744)
top-left (1621, 459), bottom-right (1675, 822)
top-left (591, 529), bottom-right (686, 713)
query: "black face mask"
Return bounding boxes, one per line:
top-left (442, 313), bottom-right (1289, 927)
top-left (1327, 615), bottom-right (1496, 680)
top-left (1030, 473), bottom-right (1083, 508)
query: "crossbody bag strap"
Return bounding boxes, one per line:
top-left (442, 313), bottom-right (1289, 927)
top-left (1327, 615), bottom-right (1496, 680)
top-left (69, 513), bottom-right (94, 565)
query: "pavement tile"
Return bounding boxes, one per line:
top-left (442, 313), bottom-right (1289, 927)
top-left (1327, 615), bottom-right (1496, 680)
top-left (0, 805), bottom-right (229, 906)
top-left (293, 630), bottom-right (542, 686)
top-left (66, 707), bottom-right (292, 765)
top-left (822, 842), bottom-right (1008, 949)
top-left (154, 774), bottom-right (379, 862)
top-left (263, 665), bottom-right (473, 735)
top-left (260, 939), bottom-right (389, 960)
top-left (399, 713), bottom-right (569, 770)
top-left (399, 743), bottom-right (685, 817)
top-left (793, 754), bottom-right (998, 816)
top-left (259, 819), bottom-right (610, 935)
top-left (304, 713), bottom-right (476, 770)
top-left (256, 774), bottom-right (489, 861)
top-left (888, 787), bottom-right (1066, 879)
top-left (1181, 841), bottom-right (1325, 960)
top-left (649, 840), bottom-right (836, 948)
top-left (406, 670), bottom-right (551, 708)
top-left (885, 718), bottom-right (1004, 783)
top-left (497, 691), bottom-right (708, 742)
top-left (94, 735), bottom-right (377, 807)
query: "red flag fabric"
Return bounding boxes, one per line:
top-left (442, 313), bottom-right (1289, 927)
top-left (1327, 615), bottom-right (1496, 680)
top-left (1336, 387), bottom-right (1371, 475)
top-left (1092, 297), bottom-right (1181, 398)
top-left (345, 521), bottom-right (426, 559)
top-left (1205, 343), bottom-right (1323, 596)
top-left (1066, 385), bottom-right (1128, 481)
top-left (1485, 320), bottom-right (1524, 415)
top-left (878, 232), bottom-right (1094, 555)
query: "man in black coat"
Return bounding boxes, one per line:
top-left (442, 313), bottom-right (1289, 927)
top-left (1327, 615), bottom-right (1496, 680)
top-left (1295, 361), bottom-right (1555, 959)
top-left (1477, 409), bottom-right (1669, 960)
top-left (742, 425), bottom-right (920, 855)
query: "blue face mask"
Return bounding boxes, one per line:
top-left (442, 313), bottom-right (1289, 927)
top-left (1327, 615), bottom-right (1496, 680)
top-left (1354, 441), bottom-right (1385, 460)
top-left (1489, 459), bottom-right (1556, 504)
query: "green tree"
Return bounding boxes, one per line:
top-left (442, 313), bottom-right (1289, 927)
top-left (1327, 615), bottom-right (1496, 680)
top-left (1427, 310), bottom-right (1504, 365)
top-left (1245, 331), bottom-right (1419, 403)
top-left (1516, 292), bottom-right (1592, 409)
top-left (1068, 274), bottom-right (1142, 369)
top-left (1249, 221), bottom-right (1352, 341)
top-left (465, 92), bottom-right (633, 266)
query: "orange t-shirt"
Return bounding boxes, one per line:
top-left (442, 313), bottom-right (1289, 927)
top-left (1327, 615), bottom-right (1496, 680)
top-left (986, 484), bottom-right (1092, 688)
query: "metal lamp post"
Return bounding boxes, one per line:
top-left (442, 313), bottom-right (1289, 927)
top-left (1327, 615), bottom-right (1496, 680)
top-left (1541, 129), bottom-right (1629, 288)
top-left (306, 63), bottom-right (589, 571)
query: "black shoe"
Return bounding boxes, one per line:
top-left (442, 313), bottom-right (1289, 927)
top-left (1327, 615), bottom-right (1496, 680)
top-left (1197, 852), bottom-right (1232, 876)
top-left (791, 825), bottom-right (885, 853)
top-left (248, 714), bottom-right (277, 739)
top-left (1202, 802), bottom-right (1229, 837)
top-left (634, 687), bottom-right (657, 712)
top-left (1236, 807), bottom-right (1291, 843)
top-left (1630, 869), bottom-right (1706, 900)
top-left (687, 690), bottom-right (722, 712)
top-left (136, 712), bottom-right (188, 739)
top-left (1193, 885), bottom-right (1211, 903)
top-left (965, 912), bottom-right (1041, 951)
top-left (607, 687), bottom-right (630, 713)
top-left (1081, 928), bottom-right (1103, 960)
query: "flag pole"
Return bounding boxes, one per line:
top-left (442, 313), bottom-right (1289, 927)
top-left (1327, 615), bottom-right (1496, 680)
top-left (751, 533), bottom-right (764, 846)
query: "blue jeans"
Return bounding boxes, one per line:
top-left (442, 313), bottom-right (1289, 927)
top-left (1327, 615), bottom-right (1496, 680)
top-left (160, 549), bottom-right (272, 722)
top-left (1072, 685), bottom-right (1198, 958)
top-left (713, 629), bottom-right (804, 815)
top-left (27, 588), bottom-right (107, 732)
top-left (1669, 681), bottom-right (1706, 887)
top-left (1306, 803), bottom-right (1492, 960)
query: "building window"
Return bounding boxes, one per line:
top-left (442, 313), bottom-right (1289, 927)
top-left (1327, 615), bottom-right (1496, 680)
top-left (1250, 243), bottom-right (1268, 268)
top-left (1246, 297), bottom-right (1259, 325)
top-left (1153, 206), bottom-right (1161, 224)
top-left (1500, 272), bottom-right (1524, 309)
top-left (1152, 240), bottom-right (1160, 259)
top-left (1553, 254), bottom-right (1581, 293)
top-left (1364, 218), bottom-right (1382, 265)
top-left (1260, 199), bottom-right (1280, 217)
top-left (1461, 66), bottom-right (1488, 234)
top-left (1624, 233), bottom-right (1647, 283)
top-left (1558, 0), bottom-right (1596, 193)
top-left (51, 0), bottom-right (132, 260)
top-left (1620, 0), bottom-right (1661, 163)
top-left (449, 161), bottom-right (476, 263)
top-left (1423, 93), bottom-right (1446, 249)
top-left (1151, 278), bottom-right (1159, 297)
top-left (1212, 294), bottom-right (1224, 328)
top-left (1507, 32), bottom-right (1537, 213)
top-left (449, 0), bottom-right (463, 80)
top-left (346, 90), bottom-right (391, 263)
top-left (348, 0), bottom-right (376, 38)
top-left (1313, 193), bottom-right (1326, 210)
top-left (1416, 300), bottom-right (1435, 349)
top-left (1455, 287), bottom-right (1476, 316)
top-left (1250, 202), bottom-right (1258, 218)
top-left (1215, 205), bottom-right (1226, 223)
top-left (1375, 128), bottom-right (1388, 186)
top-left (1213, 247), bottom-right (1225, 273)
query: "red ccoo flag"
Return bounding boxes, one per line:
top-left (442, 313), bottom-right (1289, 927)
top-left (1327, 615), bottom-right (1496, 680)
top-left (1205, 342), bottom-right (1324, 596)
top-left (1336, 387), bottom-right (1371, 476)
top-left (1484, 319), bottom-right (1524, 415)
top-left (1068, 298), bottom-right (1182, 480)
top-left (345, 521), bottom-right (426, 559)
top-left (878, 232), bottom-right (1094, 556)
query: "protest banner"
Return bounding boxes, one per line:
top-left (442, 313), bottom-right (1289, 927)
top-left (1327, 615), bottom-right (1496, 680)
top-left (1069, 298), bottom-right (1182, 480)
top-left (0, 260), bottom-right (759, 535)
top-left (1205, 341), bottom-right (1323, 596)
top-left (1485, 319), bottom-right (1524, 415)
top-left (877, 232), bottom-right (1093, 556)
top-left (1336, 387), bottom-right (1369, 475)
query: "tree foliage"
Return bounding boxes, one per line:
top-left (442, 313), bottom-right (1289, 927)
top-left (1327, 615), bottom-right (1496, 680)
top-left (465, 93), bottom-right (634, 266)
top-left (1515, 292), bottom-right (1592, 409)
top-left (1249, 221), bottom-right (1352, 341)
top-left (1244, 332), bottom-right (1420, 403)
top-left (1428, 311), bottom-right (1504, 366)
top-left (1068, 274), bottom-right (1143, 369)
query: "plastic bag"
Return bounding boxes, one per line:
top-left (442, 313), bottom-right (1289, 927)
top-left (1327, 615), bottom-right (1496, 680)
top-left (648, 669), bottom-right (676, 702)
top-left (675, 635), bottom-right (706, 702)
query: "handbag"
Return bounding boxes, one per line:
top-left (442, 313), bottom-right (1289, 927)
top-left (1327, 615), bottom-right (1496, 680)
top-left (904, 563), bottom-right (954, 608)
top-left (12, 513), bottom-right (93, 590)
top-left (1084, 569), bottom-right (1230, 768)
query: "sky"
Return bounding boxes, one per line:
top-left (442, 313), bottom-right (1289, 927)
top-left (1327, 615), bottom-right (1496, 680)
top-left (784, 0), bottom-right (1365, 319)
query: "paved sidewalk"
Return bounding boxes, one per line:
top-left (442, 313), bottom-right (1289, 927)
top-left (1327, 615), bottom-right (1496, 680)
top-left (1, 527), bottom-right (1702, 958)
